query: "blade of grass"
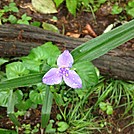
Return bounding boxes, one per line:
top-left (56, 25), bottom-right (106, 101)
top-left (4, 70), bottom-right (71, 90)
top-left (72, 20), bottom-right (134, 62)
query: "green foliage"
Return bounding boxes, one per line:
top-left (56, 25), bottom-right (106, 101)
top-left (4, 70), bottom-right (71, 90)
top-left (0, 2), bottom-right (34, 25)
top-left (125, 0), bottom-right (134, 18)
top-left (73, 61), bottom-right (99, 88)
top-left (45, 120), bottom-right (56, 133)
top-left (0, 20), bottom-right (134, 133)
top-left (94, 79), bottom-right (134, 115)
top-left (15, 99), bottom-right (33, 111)
top-left (17, 13), bottom-right (32, 25)
top-left (22, 123), bottom-right (40, 134)
top-left (42, 22), bottom-right (60, 33)
top-left (54, 0), bottom-right (64, 7)
top-left (3, 2), bottom-right (19, 12)
top-left (0, 2), bottom-right (18, 24)
top-left (29, 84), bottom-right (46, 104)
top-left (111, 0), bottom-right (134, 18)
top-left (31, 21), bottom-right (41, 27)
top-left (57, 121), bottom-right (69, 132)
top-left (8, 15), bottom-right (17, 24)
top-left (22, 42), bottom-right (60, 72)
top-left (111, 4), bottom-right (123, 14)
top-left (6, 62), bottom-right (29, 79)
top-left (66, 0), bottom-right (77, 16)
top-left (99, 102), bottom-right (113, 115)
top-left (0, 2), bottom-right (43, 26)
top-left (53, 0), bottom-right (107, 16)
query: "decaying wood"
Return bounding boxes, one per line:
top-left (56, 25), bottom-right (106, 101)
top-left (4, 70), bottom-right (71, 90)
top-left (0, 24), bottom-right (134, 80)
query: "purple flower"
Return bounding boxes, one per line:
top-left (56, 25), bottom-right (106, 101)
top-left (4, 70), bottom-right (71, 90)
top-left (42, 50), bottom-right (82, 88)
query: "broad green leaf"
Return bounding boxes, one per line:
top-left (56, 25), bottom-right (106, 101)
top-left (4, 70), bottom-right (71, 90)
top-left (15, 99), bottom-right (32, 111)
top-left (22, 58), bottom-right (41, 72)
top-left (29, 89), bottom-right (46, 104)
top-left (6, 62), bottom-right (29, 79)
top-left (23, 42), bottom-right (60, 66)
top-left (42, 22), bottom-right (60, 33)
top-left (128, 0), bottom-right (134, 7)
top-left (32, 0), bottom-right (57, 14)
top-left (8, 15), bottom-right (17, 24)
top-left (66, 0), bottom-right (77, 16)
top-left (57, 121), bottom-right (69, 132)
top-left (0, 90), bottom-right (10, 107)
top-left (73, 61), bottom-right (98, 89)
top-left (72, 19), bottom-right (134, 62)
top-left (54, 0), bottom-right (64, 7)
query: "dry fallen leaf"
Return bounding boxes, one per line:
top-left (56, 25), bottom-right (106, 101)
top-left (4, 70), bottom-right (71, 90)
top-left (85, 24), bottom-right (97, 37)
top-left (32, 0), bottom-right (57, 14)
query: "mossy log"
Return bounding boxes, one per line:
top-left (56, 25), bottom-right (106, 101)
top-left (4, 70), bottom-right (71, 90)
top-left (0, 24), bottom-right (134, 80)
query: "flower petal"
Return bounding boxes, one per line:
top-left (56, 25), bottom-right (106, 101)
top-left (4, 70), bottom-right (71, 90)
top-left (57, 50), bottom-right (74, 68)
top-left (42, 68), bottom-right (62, 85)
top-left (63, 70), bottom-right (82, 89)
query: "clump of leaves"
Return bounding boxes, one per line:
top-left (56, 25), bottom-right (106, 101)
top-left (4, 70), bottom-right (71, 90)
top-left (111, 0), bottom-right (134, 18)
top-left (99, 102), bottom-right (113, 115)
top-left (111, 3), bottom-right (123, 15)
top-left (0, 2), bottom-right (19, 24)
top-left (54, 0), bottom-right (106, 16)
top-left (3, 2), bottom-right (19, 12)
top-left (17, 13), bottom-right (32, 25)
top-left (0, 2), bottom-right (41, 26)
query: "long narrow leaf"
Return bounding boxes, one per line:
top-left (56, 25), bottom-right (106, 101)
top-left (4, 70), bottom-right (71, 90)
top-left (41, 86), bottom-right (53, 129)
top-left (7, 90), bottom-right (21, 127)
top-left (72, 20), bottom-right (134, 62)
top-left (0, 72), bottom-right (44, 90)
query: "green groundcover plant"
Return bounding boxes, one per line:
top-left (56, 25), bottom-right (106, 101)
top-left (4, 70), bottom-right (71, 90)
top-left (0, 20), bottom-right (134, 133)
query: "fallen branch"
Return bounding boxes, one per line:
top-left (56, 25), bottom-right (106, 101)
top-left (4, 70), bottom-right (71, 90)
top-left (0, 24), bottom-right (134, 80)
